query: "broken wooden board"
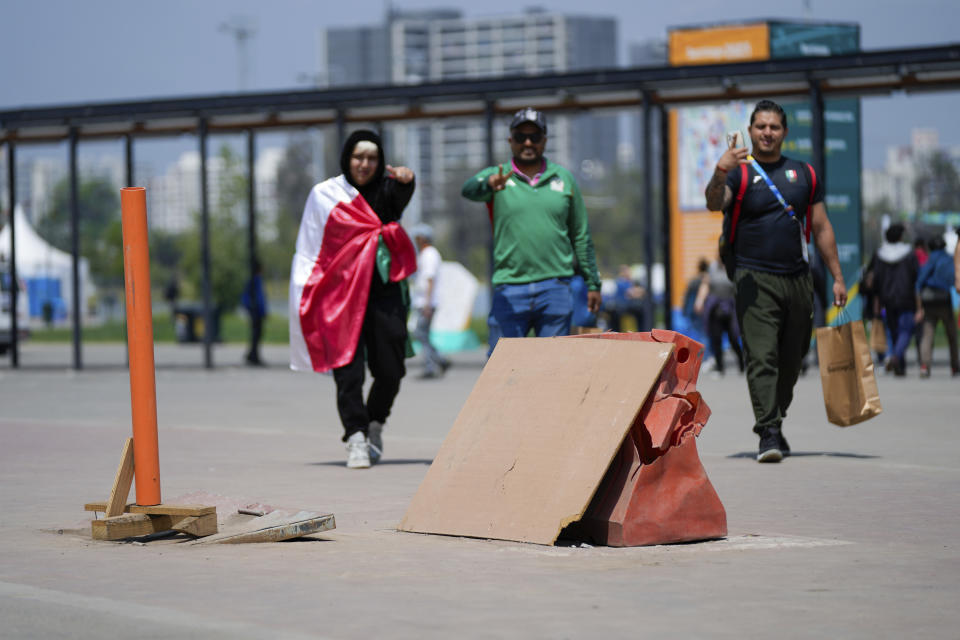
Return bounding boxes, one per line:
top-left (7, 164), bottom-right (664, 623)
top-left (399, 337), bottom-right (673, 545)
top-left (191, 510), bottom-right (335, 544)
top-left (90, 512), bottom-right (218, 541)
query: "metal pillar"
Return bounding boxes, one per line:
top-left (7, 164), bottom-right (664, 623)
top-left (641, 91), bottom-right (655, 330)
top-left (484, 100), bottom-right (496, 284)
top-left (484, 100), bottom-right (496, 167)
top-left (335, 109), bottom-right (346, 153)
top-left (124, 133), bottom-right (135, 187)
top-left (6, 141), bottom-right (19, 367)
top-left (809, 79), bottom-right (826, 178)
top-left (123, 133), bottom-right (135, 365)
top-left (658, 103), bottom-right (672, 330)
top-left (69, 127), bottom-right (82, 370)
top-left (198, 118), bottom-right (213, 369)
top-left (808, 80), bottom-right (828, 324)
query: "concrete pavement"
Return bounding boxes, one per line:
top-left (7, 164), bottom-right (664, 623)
top-left (1, 341), bottom-right (958, 638)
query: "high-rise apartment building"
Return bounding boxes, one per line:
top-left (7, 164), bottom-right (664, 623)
top-left (320, 8), bottom-right (618, 219)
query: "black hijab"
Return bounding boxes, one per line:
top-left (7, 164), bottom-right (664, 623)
top-left (338, 129), bottom-right (413, 225)
top-left (340, 129), bottom-right (386, 202)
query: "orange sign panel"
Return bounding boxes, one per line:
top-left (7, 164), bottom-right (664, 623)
top-left (669, 24), bottom-right (770, 66)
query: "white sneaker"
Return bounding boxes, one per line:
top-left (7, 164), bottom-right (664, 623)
top-left (346, 431), bottom-right (371, 469)
top-left (368, 421), bottom-right (383, 463)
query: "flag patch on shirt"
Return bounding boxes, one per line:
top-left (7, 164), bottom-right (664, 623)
top-left (785, 169), bottom-right (798, 182)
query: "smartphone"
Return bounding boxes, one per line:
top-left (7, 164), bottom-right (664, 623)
top-left (726, 131), bottom-right (744, 148)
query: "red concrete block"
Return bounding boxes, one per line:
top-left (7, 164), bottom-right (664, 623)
top-left (563, 330), bottom-right (727, 546)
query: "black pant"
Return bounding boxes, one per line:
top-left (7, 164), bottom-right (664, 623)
top-left (707, 307), bottom-right (743, 374)
top-left (332, 291), bottom-right (407, 441)
top-left (246, 313), bottom-right (263, 362)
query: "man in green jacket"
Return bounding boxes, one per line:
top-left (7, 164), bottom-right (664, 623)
top-left (462, 108), bottom-right (601, 350)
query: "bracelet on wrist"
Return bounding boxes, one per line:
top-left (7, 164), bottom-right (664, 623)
top-left (715, 166), bottom-right (728, 174)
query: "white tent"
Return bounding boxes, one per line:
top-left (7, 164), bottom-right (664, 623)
top-left (0, 205), bottom-right (96, 320)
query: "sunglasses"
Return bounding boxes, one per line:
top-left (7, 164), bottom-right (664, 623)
top-left (512, 131), bottom-right (544, 144)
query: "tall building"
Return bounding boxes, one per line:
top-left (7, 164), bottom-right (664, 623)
top-left (319, 8), bottom-right (618, 220)
top-left (862, 128), bottom-right (955, 216)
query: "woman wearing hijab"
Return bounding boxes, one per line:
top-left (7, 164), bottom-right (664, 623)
top-left (289, 130), bottom-right (417, 468)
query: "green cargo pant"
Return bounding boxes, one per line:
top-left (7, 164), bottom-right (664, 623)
top-left (734, 268), bottom-right (814, 436)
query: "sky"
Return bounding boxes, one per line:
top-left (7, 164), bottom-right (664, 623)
top-left (1, 0), bottom-right (959, 169)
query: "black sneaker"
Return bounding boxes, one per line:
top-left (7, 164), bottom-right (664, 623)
top-left (778, 433), bottom-right (791, 457)
top-left (757, 433), bottom-right (783, 463)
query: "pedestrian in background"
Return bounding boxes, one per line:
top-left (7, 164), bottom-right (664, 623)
top-left (916, 235), bottom-right (958, 377)
top-left (241, 258), bottom-right (267, 366)
top-left (912, 236), bottom-right (929, 366)
top-left (873, 223), bottom-right (922, 377)
top-left (694, 256), bottom-right (744, 376)
top-left (860, 252), bottom-right (888, 365)
top-left (955, 236), bottom-right (960, 294)
top-left (608, 264), bottom-right (647, 332)
top-left (683, 258), bottom-right (709, 332)
top-left (411, 224), bottom-right (451, 379)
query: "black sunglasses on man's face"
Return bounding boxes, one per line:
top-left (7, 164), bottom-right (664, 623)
top-left (512, 131), bottom-right (544, 144)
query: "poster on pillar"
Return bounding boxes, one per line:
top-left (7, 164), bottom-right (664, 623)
top-left (778, 98), bottom-right (863, 322)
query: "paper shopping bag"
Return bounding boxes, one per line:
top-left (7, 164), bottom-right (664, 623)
top-left (869, 318), bottom-right (887, 354)
top-left (816, 320), bottom-right (882, 426)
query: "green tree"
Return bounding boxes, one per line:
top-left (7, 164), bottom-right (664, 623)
top-left (582, 166), bottom-right (650, 277)
top-left (261, 137), bottom-right (316, 277)
top-left (441, 160), bottom-right (493, 280)
top-left (148, 228), bottom-right (185, 298)
top-left (179, 145), bottom-right (248, 310)
top-left (36, 176), bottom-right (122, 285)
top-left (914, 150), bottom-right (960, 212)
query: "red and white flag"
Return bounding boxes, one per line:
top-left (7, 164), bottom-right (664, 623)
top-left (289, 175), bottom-right (416, 373)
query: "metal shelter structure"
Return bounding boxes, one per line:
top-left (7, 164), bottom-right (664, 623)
top-left (3, 43), bottom-right (960, 369)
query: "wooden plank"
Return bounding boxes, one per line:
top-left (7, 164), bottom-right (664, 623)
top-left (84, 502), bottom-right (215, 517)
top-left (170, 513), bottom-right (218, 537)
top-left (85, 502), bottom-right (120, 512)
top-left (105, 437), bottom-right (135, 517)
top-left (91, 514), bottom-right (155, 540)
top-left (90, 512), bottom-right (219, 541)
top-left (193, 512), bottom-right (335, 545)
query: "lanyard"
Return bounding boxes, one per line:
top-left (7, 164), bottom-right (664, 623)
top-left (747, 156), bottom-right (795, 217)
top-left (747, 155), bottom-right (809, 262)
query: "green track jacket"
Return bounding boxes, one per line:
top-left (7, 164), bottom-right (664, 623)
top-left (462, 159), bottom-right (600, 290)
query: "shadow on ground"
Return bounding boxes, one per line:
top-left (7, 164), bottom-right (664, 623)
top-left (727, 451), bottom-right (880, 460)
top-left (308, 458), bottom-right (433, 467)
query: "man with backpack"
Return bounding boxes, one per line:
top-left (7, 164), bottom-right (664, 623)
top-left (705, 99), bottom-right (847, 463)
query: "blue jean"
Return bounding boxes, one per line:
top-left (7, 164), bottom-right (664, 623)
top-left (885, 309), bottom-right (915, 364)
top-left (490, 278), bottom-right (573, 350)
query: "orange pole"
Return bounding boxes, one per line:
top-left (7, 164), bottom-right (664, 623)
top-left (120, 187), bottom-right (161, 506)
